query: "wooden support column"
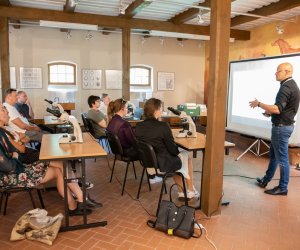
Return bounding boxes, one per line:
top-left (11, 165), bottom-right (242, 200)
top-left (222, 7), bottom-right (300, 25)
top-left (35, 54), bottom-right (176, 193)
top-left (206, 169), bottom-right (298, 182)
top-left (201, 0), bottom-right (231, 216)
top-left (0, 16), bottom-right (10, 100)
top-left (122, 28), bottom-right (130, 100)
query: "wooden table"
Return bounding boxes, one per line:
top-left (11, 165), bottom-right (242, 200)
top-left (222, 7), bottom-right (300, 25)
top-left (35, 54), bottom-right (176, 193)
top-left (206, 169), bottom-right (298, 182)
top-left (39, 132), bottom-right (107, 231)
top-left (172, 129), bottom-right (235, 209)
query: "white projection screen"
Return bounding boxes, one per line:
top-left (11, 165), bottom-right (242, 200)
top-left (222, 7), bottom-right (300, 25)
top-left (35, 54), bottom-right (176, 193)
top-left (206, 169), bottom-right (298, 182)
top-left (226, 53), bottom-right (300, 145)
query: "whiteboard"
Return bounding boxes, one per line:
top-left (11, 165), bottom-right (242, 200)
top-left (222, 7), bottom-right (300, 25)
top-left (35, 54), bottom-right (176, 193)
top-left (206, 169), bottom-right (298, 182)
top-left (105, 70), bottom-right (122, 90)
top-left (227, 53), bottom-right (300, 144)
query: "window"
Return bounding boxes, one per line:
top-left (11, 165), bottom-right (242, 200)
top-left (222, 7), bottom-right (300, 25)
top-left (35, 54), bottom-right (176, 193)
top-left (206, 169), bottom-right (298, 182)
top-left (48, 62), bottom-right (76, 85)
top-left (130, 66), bottom-right (151, 86)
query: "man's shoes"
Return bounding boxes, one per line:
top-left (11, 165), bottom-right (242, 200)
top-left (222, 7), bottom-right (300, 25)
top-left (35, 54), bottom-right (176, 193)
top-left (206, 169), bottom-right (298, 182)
top-left (256, 177), bottom-right (268, 188)
top-left (69, 202), bottom-right (93, 216)
top-left (78, 181), bottom-right (94, 190)
top-left (264, 186), bottom-right (288, 196)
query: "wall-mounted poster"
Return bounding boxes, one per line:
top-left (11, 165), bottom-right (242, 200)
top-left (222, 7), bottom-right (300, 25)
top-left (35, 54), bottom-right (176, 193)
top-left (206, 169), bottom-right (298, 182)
top-left (157, 72), bottom-right (175, 91)
top-left (10, 67), bottom-right (17, 88)
top-left (105, 70), bottom-right (122, 90)
top-left (20, 67), bottom-right (42, 89)
top-left (82, 69), bottom-right (102, 89)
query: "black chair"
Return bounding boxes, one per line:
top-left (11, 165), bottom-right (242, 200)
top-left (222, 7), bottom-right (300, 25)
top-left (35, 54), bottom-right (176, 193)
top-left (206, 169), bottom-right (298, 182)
top-left (0, 186), bottom-right (45, 215)
top-left (82, 113), bottom-right (110, 152)
top-left (136, 140), bottom-right (187, 215)
top-left (106, 131), bottom-right (138, 195)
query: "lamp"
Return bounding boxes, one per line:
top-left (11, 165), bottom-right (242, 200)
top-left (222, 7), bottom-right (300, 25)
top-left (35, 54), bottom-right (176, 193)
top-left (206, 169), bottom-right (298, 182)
top-left (276, 24), bottom-right (284, 34)
top-left (85, 30), bottom-right (93, 40)
top-left (197, 10), bottom-right (205, 24)
top-left (66, 30), bottom-right (72, 39)
top-left (119, 1), bottom-right (128, 15)
top-left (177, 38), bottom-right (184, 47)
top-left (159, 36), bottom-right (164, 46)
top-left (141, 36), bottom-right (146, 44)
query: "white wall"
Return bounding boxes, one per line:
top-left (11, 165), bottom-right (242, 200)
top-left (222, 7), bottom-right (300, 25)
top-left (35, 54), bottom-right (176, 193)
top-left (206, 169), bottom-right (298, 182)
top-left (8, 26), bottom-right (205, 119)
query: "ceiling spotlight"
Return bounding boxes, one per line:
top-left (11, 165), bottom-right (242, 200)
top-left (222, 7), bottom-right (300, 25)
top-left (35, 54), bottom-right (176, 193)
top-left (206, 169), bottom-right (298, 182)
top-left (141, 36), bottom-right (146, 45)
top-left (177, 39), bottom-right (184, 47)
top-left (119, 1), bottom-right (128, 15)
top-left (69, 0), bottom-right (78, 8)
top-left (197, 11), bottom-right (205, 24)
top-left (198, 42), bottom-right (202, 48)
top-left (276, 24), bottom-right (284, 35)
top-left (85, 30), bottom-right (93, 40)
top-left (159, 36), bottom-right (164, 46)
top-left (66, 30), bottom-right (72, 39)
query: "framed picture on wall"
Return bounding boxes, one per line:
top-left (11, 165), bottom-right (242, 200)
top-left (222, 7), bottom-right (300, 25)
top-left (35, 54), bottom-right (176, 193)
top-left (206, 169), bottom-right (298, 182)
top-left (105, 70), bottom-right (122, 90)
top-left (20, 67), bottom-right (43, 89)
top-left (82, 69), bottom-right (102, 89)
top-left (157, 71), bottom-right (175, 91)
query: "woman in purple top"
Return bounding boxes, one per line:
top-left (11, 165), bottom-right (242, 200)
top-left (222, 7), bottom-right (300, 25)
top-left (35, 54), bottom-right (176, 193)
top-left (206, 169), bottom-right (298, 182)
top-left (106, 98), bottom-right (138, 159)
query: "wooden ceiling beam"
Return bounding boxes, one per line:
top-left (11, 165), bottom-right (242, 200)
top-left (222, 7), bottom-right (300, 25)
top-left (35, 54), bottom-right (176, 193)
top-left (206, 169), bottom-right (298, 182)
top-left (169, 0), bottom-right (211, 24)
top-left (0, 5), bottom-right (250, 40)
top-left (64, 0), bottom-right (76, 13)
top-left (0, 0), bottom-right (9, 6)
top-left (123, 0), bottom-right (152, 18)
top-left (231, 0), bottom-right (300, 27)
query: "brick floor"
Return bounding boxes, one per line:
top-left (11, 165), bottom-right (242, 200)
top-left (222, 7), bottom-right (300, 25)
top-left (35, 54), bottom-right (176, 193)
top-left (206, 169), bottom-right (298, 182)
top-left (1, 148), bottom-right (300, 249)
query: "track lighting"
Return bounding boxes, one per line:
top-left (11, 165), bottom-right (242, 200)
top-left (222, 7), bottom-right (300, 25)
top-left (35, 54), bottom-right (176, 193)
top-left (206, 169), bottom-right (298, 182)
top-left (85, 30), bottom-right (93, 40)
top-left (276, 24), bottom-right (284, 34)
top-left (66, 30), bottom-right (72, 39)
top-left (159, 37), bottom-right (164, 46)
top-left (197, 10), bottom-right (205, 24)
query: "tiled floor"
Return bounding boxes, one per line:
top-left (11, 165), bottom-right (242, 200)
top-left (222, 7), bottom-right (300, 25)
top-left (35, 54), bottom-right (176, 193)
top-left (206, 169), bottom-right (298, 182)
top-left (1, 148), bottom-right (300, 250)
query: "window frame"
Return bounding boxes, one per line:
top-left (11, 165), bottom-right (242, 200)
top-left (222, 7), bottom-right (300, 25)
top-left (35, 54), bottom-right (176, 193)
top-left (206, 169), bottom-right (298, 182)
top-left (48, 62), bottom-right (76, 86)
top-left (130, 65), bottom-right (151, 87)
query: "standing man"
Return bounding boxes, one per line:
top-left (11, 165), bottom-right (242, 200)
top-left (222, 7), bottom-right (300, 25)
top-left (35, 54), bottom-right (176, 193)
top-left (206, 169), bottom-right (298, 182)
top-left (87, 95), bottom-right (107, 137)
top-left (249, 62), bottom-right (300, 195)
top-left (99, 93), bottom-right (111, 117)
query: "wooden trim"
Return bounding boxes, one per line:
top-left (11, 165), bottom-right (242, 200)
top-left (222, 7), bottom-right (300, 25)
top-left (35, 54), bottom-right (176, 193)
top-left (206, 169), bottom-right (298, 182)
top-left (0, 0), bottom-right (9, 6)
top-left (124, 0), bottom-right (152, 18)
top-left (231, 0), bottom-right (300, 27)
top-left (0, 16), bottom-right (9, 99)
top-left (169, 0), bottom-right (211, 24)
top-left (201, 0), bottom-right (231, 216)
top-left (122, 28), bottom-right (130, 100)
top-left (0, 5), bottom-right (250, 40)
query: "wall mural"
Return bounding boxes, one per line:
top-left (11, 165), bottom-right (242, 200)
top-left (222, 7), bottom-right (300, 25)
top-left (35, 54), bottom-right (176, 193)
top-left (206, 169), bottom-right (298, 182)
top-left (272, 38), bottom-right (300, 54)
top-left (203, 16), bottom-right (300, 104)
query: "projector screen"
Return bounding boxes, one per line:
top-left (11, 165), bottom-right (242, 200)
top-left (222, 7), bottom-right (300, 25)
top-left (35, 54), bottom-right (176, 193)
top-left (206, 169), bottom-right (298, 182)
top-left (226, 53), bottom-right (300, 144)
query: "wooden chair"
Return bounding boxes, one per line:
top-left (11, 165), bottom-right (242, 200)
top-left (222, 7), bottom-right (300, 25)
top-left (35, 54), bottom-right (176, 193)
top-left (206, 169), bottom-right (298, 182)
top-left (106, 131), bottom-right (139, 195)
top-left (136, 140), bottom-right (187, 215)
top-left (0, 186), bottom-right (45, 216)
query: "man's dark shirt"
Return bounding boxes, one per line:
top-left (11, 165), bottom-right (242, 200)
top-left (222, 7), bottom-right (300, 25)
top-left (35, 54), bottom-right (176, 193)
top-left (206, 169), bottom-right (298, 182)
top-left (14, 102), bottom-right (31, 119)
top-left (272, 77), bottom-right (300, 125)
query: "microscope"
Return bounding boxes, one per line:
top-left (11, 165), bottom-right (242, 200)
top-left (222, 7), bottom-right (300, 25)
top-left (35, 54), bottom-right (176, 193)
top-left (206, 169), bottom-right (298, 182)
top-left (45, 99), bottom-right (83, 143)
top-left (167, 107), bottom-right (197, 138)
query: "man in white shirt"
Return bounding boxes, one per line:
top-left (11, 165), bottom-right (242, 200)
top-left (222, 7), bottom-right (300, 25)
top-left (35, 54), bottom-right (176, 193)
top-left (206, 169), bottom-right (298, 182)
top-left (4, 88), bottom-right (45, 142)
top-left (99, 93), bottom-right (111, 116)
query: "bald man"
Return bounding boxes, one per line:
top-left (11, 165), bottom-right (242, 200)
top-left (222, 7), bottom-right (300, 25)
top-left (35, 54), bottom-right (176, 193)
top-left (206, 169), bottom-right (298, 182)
top-left (249, 62), bottom-right (300, 195)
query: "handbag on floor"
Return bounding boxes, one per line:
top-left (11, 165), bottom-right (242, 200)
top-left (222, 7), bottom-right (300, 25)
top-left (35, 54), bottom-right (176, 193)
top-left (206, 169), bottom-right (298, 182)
top-left (147, 184), bottom-right (200, 239)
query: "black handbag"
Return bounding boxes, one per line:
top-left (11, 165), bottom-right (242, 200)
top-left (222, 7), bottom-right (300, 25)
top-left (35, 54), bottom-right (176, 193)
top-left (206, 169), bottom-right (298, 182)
top-left (148, 184), bottom-right (199, 239)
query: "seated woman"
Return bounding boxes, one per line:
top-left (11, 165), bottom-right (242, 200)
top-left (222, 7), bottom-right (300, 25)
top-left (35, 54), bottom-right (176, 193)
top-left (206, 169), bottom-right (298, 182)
top-left (106, 98), bottom-right (139, 159)
top-left (107, 98), bottom-right (162, 184)
top-left (135, 98), bottom-right (199, 200)
top-left (0, 103), bottom-right (99, 216)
